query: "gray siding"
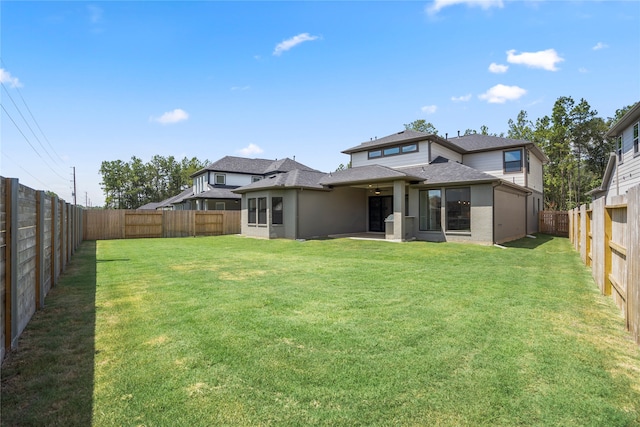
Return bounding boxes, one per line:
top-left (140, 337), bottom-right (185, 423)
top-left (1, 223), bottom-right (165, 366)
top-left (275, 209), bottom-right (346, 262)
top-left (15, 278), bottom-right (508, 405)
top-left (494, 186), bottom-right (527, 244)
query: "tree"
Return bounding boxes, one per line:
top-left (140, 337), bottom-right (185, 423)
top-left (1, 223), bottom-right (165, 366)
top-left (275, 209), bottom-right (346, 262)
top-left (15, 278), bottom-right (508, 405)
top-left (99, 155), bottom-right (208, 209)
top-left (507, 110), bottom-right (534, 141)
top-left (404, 120), bottom-right (438, 135)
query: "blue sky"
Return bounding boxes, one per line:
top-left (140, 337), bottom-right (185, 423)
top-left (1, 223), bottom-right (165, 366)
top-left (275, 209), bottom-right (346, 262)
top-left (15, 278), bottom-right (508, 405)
top-left (1, 1), bottom-right (638, 207)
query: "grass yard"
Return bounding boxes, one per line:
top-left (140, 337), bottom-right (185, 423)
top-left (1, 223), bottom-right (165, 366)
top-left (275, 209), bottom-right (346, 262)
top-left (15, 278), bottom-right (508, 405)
top-left (2, 235), bottom-right (640, 426)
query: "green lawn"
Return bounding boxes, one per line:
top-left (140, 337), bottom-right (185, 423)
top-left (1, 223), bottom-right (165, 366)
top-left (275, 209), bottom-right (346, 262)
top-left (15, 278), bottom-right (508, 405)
top-left (2, 235), bottom-right (640, 426)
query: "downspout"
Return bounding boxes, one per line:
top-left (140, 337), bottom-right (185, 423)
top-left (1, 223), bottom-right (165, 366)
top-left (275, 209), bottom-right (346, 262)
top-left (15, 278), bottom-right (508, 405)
top-left (492, 181), bottom-right (501, 244)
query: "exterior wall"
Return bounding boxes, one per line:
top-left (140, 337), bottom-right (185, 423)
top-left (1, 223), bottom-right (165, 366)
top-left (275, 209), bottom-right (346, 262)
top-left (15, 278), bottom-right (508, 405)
top-left (410, 183), bottom-right (494, 245)
top-left (494, 186), bottom-right (527, 244)
top-left (241, 190), bottom-right (271, 239)
top-left (607, 124), bottom-right (640, 201)
top-left (350, 142), bottom-right (430, 168)
top-left (527, 151), bottom-right (544, 193)
top-left (203, 199), bottom-right (241, 211)
top-left (213, 172), bottom-right (259, 187)
top-left (297, 187), bottom-right (367, 239)
top-left (430, 142), bottom-right (462, 163)
top-left (527, 190), bottom-right (544, 234)
top-left (463, 150), bottom-right (526, 187)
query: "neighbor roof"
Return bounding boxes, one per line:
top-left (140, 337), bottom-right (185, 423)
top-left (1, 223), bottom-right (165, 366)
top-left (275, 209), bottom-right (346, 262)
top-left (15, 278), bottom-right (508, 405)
top-left (191, 156), bottom-right (318, 177)
top-left (606, 102), bottom-right (640, 137)
top-left (232, 170), bottom-right (327, 193)
top-left (187, 185), bottom-right (241, 200)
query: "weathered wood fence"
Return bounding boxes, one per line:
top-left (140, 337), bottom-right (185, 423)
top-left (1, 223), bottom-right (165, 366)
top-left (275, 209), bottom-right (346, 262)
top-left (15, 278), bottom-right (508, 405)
top-left (84, 209), bottom-right (241, 240)
top-left (1, 177), bottom-right (83, 361)
top-left (569, 184), bottom-right (640, 345)
top-left (538, 210), bottom-right (569, 236)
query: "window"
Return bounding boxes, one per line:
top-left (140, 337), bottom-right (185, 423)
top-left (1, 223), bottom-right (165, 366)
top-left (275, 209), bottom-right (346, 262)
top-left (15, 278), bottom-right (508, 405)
top-left (258, 197), bottom-right (267, 225)
top-left (215, 173), bottom-right (226, 185)
top-left (402, 144), bottom-right (418, 153)
top-left (634, 123), bottom-right (639, 155)
top-left (526, 151), bottom-right (530, 174)
top-left (215, 202), bottom-right (225, 210)
top-left (368, 144), bottom-right (419, 159)
top-left (383, 146), bottom-right (400, 156)
top-left (446, 188), bottom-right (470, 231)
top-left (248, 198), bottom-right (257, 223)
top-left (503, 149), bottom-right (523, 173)
top-left (272, 197), bottom-right (283, 225)
top-left (617, 136), bottom-right (623, 163)
top-left (419, 189), bottom-right (441, 231)
top-left (252, 176), bottom-right (262, 182)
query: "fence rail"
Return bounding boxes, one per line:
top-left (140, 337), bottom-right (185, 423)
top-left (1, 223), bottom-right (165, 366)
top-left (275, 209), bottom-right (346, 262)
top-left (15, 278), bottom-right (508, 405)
top-left (569, 183), bottom-right (640, 345)
top-left (1, 177), bottom-right (83, 362)
top-left (83, 209), bottom-right (241, 240)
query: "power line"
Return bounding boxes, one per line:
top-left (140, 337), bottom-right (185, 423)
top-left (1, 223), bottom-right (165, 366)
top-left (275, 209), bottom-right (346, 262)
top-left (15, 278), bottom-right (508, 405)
top-left (1, 103), bottom-right (68, 182)
top-left (1, 151), bottom-right (52, 190)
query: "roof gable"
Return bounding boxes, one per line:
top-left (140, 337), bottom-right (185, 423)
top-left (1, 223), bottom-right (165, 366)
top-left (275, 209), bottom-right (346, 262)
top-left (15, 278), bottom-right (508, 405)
top-left (191, 155), bottom-right (318, 177)
top-left (606, 102), bottom-right (640, 137)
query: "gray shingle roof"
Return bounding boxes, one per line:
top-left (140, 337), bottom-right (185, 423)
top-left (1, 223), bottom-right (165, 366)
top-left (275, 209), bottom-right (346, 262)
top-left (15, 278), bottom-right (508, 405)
top-left (447, 134), bottom-right (529, 152)
top-left (318, 164), bottom-right (423, 186)
top-left (188, 185), bottom-right (241, 200)
top-left (398, 160), bottom-right (499, 185)
top-left (191, 156), bottom-right (319, 177)
top-left (233, 170), bottom-right (327, 193)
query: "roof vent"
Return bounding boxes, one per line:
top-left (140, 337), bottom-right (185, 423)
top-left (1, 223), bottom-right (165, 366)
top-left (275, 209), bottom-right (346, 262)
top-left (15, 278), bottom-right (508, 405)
top-left (458, 130), bottom-right (460, 137)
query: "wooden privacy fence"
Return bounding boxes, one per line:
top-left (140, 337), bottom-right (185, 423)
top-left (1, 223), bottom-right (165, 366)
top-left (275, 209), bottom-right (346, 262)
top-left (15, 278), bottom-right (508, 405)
top-left (569, 183), bottom-right (640, 345)
top-left (1, 177), bottom-right (83, 362)
top-left (538, 210), bottom-right (569, 236)
top-left (84, 209), bottom-right (241, 240)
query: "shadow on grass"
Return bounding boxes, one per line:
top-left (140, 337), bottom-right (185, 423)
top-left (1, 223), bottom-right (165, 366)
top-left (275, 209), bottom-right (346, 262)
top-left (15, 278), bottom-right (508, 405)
top-left (502, 233), bottom-right (561, 250)
top-left (1, 241), bottom-right (96, 427)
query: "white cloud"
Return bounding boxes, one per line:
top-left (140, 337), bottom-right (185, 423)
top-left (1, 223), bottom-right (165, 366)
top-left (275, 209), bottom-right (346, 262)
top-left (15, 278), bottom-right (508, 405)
top-left (150, 108), bottom-right (189, 124)
top-left (427, 0), bottom-right (503, 15)
top-left (488, 62), bottom-right (509, 73)
top-left (592, 42), bottom-right (608, 51)
top-left (237, 143), bottom-right (264, 156)
top-left (478, 84), bottom-right (527, 103)
top-left (506, 49), bottom-right (564, 71)
top-left (273, 33), bottom-right (320, 56)
top-left (421, 105), bottom-right (438, 114)
top-left (451, 93), bottom-right (472, 102)
top-left (0, 68), bottom-right (22, 88)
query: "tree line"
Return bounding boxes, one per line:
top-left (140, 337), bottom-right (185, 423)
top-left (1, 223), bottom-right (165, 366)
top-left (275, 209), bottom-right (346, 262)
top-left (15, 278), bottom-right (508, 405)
top-left (99, 156), bottom-right (208, 209)
top-left (405, 96), bottom-right (635, 210)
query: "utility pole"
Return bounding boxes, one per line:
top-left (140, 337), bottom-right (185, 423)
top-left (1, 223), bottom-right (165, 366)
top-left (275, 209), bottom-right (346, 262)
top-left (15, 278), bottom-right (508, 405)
top-left (72, 166), bottom-right (77, 205)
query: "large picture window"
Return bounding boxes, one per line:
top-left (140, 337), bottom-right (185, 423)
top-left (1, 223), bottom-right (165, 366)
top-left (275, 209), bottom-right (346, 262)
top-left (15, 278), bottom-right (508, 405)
top-left (258, 197), bottom-right (267, 225)
top-left (446, 188), bottom-right (470, 231)
top-left (419, 189), bottom-right (441, 231)
top-left (503, 149), bottom-right (522, 173)
top-left (272, 197), bottom-right (283, 225)
top-left (248, 198), bottom-right (257, 224)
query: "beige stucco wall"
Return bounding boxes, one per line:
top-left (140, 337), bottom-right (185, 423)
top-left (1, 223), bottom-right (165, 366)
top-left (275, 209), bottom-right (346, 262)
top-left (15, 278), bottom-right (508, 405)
top-left (297, 187), bottom-right (367, 239)
top-left (494, 186), bottom-right (527, 244)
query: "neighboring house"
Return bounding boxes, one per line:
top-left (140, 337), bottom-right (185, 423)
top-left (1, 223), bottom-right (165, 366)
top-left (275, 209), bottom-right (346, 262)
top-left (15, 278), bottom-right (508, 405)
top-left (234, 129), bottom-right (548, 244)
top-left (589, 102), bottom-right (640, 203)
top-left (159, 156), bottom-right (318, 211)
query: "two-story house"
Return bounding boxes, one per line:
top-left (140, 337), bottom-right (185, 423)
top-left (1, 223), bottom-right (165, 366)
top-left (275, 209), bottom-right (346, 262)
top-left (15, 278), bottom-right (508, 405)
top-left (149, 156), bottom-right (318, 211)
top-left (233, 129), bottom-right (548, 244)
top-left (589, 102), bottom-right (640, 203)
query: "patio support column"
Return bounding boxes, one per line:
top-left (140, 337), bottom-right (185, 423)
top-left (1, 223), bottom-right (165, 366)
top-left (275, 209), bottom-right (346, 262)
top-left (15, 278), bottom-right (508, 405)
top-left (393, 180), bottom-right (405, 241)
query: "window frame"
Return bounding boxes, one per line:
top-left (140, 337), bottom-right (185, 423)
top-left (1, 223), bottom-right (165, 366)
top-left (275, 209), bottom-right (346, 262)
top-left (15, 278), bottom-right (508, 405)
top-left (503, 149), bottom-right (523, 173)
top-left (248, 198), bottom-right (257, 224)
top-left (445, 187), bottom-right (471, 232)
top-left (215, 202), bottom-right (225, 211)
top-left (368, 143), bottom-right (419, 159)
top-left (617, 136), bottom-right (624, 163)
top-left (258, 197), bottom-right (267, 225)
top-left (214, 173), bottom-right (226, 185)
top-left (634, 122), bottom-right (639, 156)
top-left (272, 197), bottom-right (283, 225)
top-left (419, 189), bottom-right (442, 231)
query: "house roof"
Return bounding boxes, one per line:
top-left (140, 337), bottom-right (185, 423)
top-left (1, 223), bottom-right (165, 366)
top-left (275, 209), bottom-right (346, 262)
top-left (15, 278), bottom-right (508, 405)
top-left (137, 202), bottom-right (162, 210)
top-left (587, 153), bottom-right (617, 197)
top-left (398, 158), bottom-right (500, 186)
top-left (232, 170), bottom-right (327, 193)
top-left (187, 185), bottom-right (241, 200)
top-left (318, 164), bottom-right (424, 186)
top-left (191, 155), bottom-right (319, 177)
top-left (606, 102), bottom-right (640, 137)
top-left (155, 188), bottom-right (195, 207)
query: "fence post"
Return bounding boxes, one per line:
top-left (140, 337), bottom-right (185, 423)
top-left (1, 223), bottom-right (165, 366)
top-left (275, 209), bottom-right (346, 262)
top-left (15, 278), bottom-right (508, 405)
top-left (604, 207), bottom-right (613, 296)
top-left (36, 191), bottom-right (45, 309)
top-left (4, 178), bottom-right (19, 350)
